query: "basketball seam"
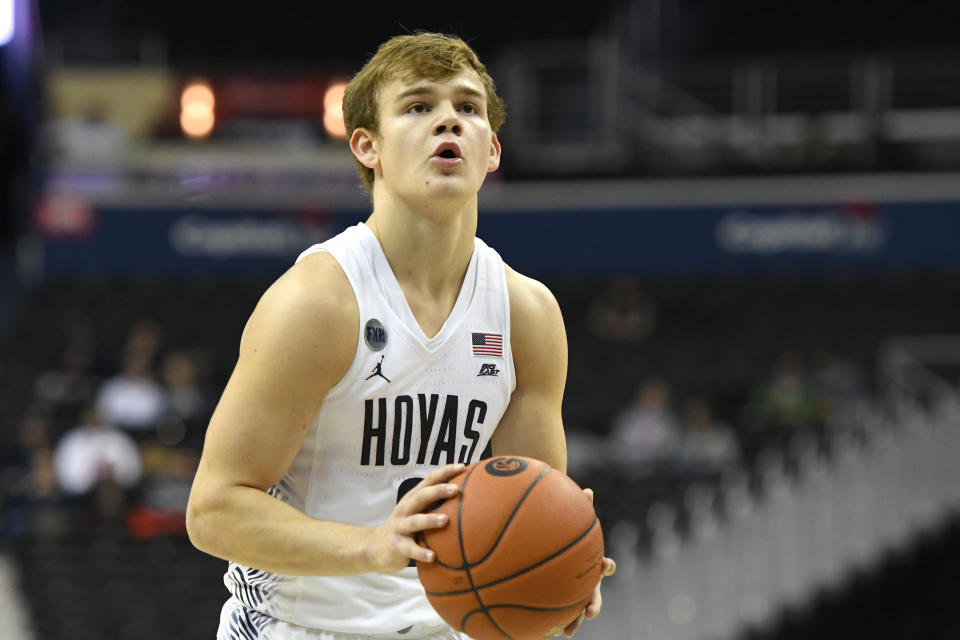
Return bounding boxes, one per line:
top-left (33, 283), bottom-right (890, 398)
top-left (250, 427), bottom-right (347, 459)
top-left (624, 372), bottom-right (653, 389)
top-left (474, 466), bottom-right (552, 566)
top-left (457, 465), bottom-right (513, 639)
top-left (457, 466), bottom-right (553, 640)
top-left (423, 515), bottom-right (600, 597)
top-left (421, 466), bottom-right (552, 572)
top-left (457, 462), bottom-right (535, 640)
top-left (461, 600), bottom-right (590, 624)
top-left (424, 460), bottom-right (591, 640)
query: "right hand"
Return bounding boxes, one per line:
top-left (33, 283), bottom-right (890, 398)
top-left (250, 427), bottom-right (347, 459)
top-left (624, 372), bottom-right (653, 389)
top-left (365, 463), bottom-right (464, 573)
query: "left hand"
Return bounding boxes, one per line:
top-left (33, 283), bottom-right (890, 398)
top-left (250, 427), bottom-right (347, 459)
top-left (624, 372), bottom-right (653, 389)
top-left (550, 488), bottom-right (617, 638)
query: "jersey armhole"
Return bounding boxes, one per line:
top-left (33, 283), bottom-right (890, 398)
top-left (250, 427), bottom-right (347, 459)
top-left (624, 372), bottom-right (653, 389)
top-left (498, 257), bottom-right (518, 396)
top-left (305, 247), bottom-right (366, 400)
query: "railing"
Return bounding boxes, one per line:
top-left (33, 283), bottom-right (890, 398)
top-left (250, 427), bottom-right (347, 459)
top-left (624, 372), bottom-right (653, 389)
top-left (579, 342), bottom-right (960, 640)
top-left (494, 42), bottom-right (960, 176)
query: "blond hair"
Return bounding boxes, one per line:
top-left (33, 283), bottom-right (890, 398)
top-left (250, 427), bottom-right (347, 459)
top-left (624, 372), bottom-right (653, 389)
top-left (343, 32), bottom-right (507, 192)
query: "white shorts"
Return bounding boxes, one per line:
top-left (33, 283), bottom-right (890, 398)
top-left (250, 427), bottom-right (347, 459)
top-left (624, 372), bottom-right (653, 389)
top-left (217, 597), bottom-right (469, 640)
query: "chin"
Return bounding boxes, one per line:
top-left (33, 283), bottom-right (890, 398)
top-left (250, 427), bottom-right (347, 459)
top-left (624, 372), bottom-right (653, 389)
top-left (424, 175), bottom-right (479, 199)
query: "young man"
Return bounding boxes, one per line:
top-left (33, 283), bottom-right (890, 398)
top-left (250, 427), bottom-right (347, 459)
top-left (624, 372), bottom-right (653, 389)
top-left (186, 32), bottom-right (615, 640)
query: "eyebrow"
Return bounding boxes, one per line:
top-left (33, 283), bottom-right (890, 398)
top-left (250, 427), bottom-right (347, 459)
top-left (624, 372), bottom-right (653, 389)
top-left (393, 84), bottom-right (486, 104)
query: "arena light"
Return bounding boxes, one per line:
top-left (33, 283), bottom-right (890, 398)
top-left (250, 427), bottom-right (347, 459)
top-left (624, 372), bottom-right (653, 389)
top-left (180, 81), bottom-right (216, 139)
top-left (323, 81), bottom-right (347, 139)
top-left (0, 0), bottom-right (14, 47)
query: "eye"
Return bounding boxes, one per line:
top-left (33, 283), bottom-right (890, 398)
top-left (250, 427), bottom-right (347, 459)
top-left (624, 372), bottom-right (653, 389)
top-left (460, 103), bottom-right (479, 115)
top-left (408, 103), bottom-right (428, 114)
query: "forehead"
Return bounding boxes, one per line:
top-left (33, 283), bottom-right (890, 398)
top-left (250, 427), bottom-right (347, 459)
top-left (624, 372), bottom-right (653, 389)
top-left (381, 68), bottom-right (486, 103)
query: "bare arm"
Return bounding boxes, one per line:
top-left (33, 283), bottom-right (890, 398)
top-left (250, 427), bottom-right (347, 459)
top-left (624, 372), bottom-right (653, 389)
top-left (492, 267), bottom-right (568, 471)
top-left (186, 252), bottom-right (460, 576)
top-left (494, 267), bottom-right (616, 639)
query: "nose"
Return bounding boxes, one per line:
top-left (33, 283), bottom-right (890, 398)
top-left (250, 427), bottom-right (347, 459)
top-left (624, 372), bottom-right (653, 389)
top-left (434, 102), bottom-right (462, 136)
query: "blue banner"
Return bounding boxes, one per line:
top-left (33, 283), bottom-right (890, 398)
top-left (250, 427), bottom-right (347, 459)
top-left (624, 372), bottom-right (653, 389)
top-left (32, 200), bottom-right (960, 279)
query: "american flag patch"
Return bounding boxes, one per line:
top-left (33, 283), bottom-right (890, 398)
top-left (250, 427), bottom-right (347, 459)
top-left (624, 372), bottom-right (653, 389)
top-left (472, 332), bottom-right (503, 357)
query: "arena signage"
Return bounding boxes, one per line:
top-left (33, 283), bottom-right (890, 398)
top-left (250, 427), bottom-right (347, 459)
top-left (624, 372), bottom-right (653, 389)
top-left (32, 201), bottom-right (960, 279)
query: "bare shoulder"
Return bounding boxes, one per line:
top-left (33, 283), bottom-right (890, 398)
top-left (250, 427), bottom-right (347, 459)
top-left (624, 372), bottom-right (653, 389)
top-left (193, 250), bottom-right (359, 494)
top-left (504, 265), bottom-right (564, 340)
top-left (504, 265), bottom-right (566, 376)
top-left (268, 250), bottom-right (355, 312)
top-left (242, 251), bottom-right (358, 379)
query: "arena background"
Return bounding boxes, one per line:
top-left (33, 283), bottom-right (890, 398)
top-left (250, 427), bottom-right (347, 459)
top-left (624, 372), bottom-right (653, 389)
top-left (2, 1), bottom-right (960, 639)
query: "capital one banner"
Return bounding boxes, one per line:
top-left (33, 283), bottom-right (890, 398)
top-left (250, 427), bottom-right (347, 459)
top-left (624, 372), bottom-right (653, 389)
top-left (33, 200), bottom-right (960, 279)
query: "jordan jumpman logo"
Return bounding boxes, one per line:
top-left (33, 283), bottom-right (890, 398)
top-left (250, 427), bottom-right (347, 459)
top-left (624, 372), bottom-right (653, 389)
top-left (365, 355), bottom-right (391, 382)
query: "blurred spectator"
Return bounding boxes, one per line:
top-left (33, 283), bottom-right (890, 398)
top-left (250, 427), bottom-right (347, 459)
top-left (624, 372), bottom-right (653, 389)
top-left (125, 317), bottom-right (163, 361)
top-left (161, 350), bottom-right (211, 426)
top-left (33, 321), bottom-right (101, 412)
top-left (53, 406), bottom-right (142, 497)
top-left (1, 412), bottom-right (68, 537)
top-left (127, 442), bottom-right (199, 540)
top-left (810, 350), bottom-right (869, 408)
top-left (24, 448), bottom-right (68, 535)
top-left (586, 275), bottom-right (657, 343)
top-left (742, 352), bottom-right (824, 430)
top-left (95, 348), bottom-right (167, 433)
top-left (677, 396), bottom-right (741, 474)
top-left (565, 425), bottom-right (608, 479)
top-left (607, 377), bottom-right (683, 475)
top-left (810, 350), bottom-right (876, 434)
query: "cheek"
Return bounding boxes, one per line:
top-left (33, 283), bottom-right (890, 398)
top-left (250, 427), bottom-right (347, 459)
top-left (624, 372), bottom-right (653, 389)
top-left (380, 135), bottom-right (416, 171)
top-left (376, 142), bottom-right (402, 175)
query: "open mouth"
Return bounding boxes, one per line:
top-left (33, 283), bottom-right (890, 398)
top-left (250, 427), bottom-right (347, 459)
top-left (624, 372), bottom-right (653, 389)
top-left (433, 143), bottom-right (462, 161)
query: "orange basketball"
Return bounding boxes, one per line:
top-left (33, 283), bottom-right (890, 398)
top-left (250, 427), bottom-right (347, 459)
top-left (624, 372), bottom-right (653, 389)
top-left (417, 456), bottom-right (604, 640)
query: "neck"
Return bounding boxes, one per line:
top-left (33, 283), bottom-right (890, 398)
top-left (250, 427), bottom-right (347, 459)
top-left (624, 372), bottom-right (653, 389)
top-left (365, 195), bottom-right (477, 299)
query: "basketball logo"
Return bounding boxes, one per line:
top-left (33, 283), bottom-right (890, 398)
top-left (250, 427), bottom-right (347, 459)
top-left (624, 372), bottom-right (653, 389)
top-left (485, 457), bottom-right (529, 477)
top-left (418, 456), bottom-right (604, 639)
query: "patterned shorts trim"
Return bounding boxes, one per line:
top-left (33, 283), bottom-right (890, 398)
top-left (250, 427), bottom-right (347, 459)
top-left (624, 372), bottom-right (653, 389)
top-left (216, 598), bottom-right (469, 640)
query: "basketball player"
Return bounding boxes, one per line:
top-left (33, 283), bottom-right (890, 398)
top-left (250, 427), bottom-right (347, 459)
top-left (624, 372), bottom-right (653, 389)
top-left (186, 32), bottom-right (616, 640)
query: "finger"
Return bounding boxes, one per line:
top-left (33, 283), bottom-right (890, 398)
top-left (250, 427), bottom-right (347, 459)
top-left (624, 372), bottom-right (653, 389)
top-left (602, 557), bottom-right (617, 577)
top-left (397, 536), bottom-right (437, 563)
top-left (585, 589), bottom-right (603, 618)
top-left (399, 482), bottom-right (459, 514)
top-left (395, 512), bottom-right (449, 535)
top-left (582, 487), bottom-right (594, 503)
top-left (421, 463), bottom-right (466, 487)
top-left (563, 611), bottom-right (585, 637)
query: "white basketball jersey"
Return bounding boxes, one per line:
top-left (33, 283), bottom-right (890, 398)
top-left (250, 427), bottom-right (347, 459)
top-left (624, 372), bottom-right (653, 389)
top-left (223, 222), bottom-right (516, 636)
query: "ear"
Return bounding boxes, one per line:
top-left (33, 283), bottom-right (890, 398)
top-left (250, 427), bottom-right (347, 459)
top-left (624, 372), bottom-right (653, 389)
top-left (487, 132), bottom-right (502, 173)
top-left (350, 127), bottom-right (379, 170)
